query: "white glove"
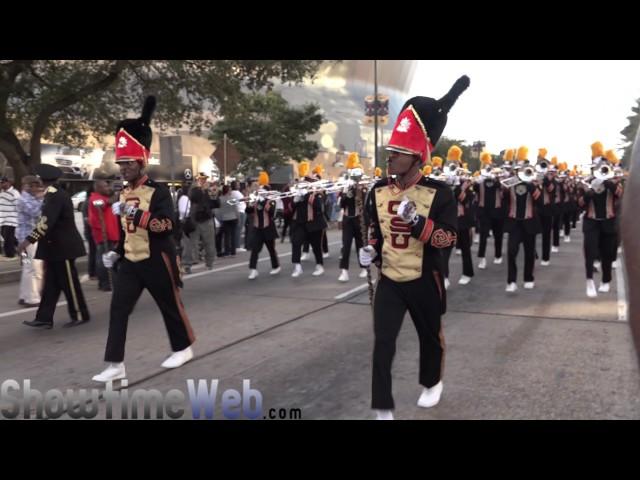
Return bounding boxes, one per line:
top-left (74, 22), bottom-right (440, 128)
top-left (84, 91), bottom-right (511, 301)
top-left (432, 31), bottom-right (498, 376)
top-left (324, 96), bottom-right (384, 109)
top-left (111, 201), bottom-right (122, 216)
top-left (359, 246), bottom-right (377, 267)
top-left (102, 251), bottom-right (120, 269)
top-left (397, 196), bottom-right (418, 224)
top-left (123, 204), bottom-right (138, 217)
top-left (298, 188), bottom-right (308, 197)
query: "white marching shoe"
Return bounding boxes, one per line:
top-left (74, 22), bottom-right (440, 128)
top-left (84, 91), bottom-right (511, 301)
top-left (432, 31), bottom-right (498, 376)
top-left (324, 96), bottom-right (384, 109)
top-left (322, 252), bottom-right (330, 259)
top-left (493, 257), bottom-right (503, 265)
top-left (593, 260), bottom-right (601, 270)
top-left (444, 278), bottom-right (450, 290)
top-left (359, 268), bottom-right (368, 278)
top-left (161, 346), bottom-right (194, 369)
top-left (248, 269), bottom-right (259, 280)
top-left (564, 235), bottom-right (571, 243)
top-left (611, 260), bottom-right (618, 269)
top-left (375, 409), bottom-right (394, 420)
top-left (312, 264), bottom-right (325, 276)
top-left (92, 363), bottom-right (126, 382)
top-left (478, 258), bottom-right (487, 270)
top-left (300, 252), bottom-right (310, 262)
top-left (458, 275), bottom-right (472, 285)
top-left (551, 246), bottom-right (559, 253)
top-left (505, 282), bottom-right (518, 293)
top-left (524, 282), bottom-right (535, 289)
top-left (270, 266), bottom-right (281, 275)
top-left (541, 260), bottom-right (550, 266)
top-left (598, 282), bottom-right (610, 293)
top-left (291, 264), bottom-right (303, 277)
top-left (338, 269), bottom-right (349, 282)
top-left (455, 248), bottom-right (462, 256)
top-left (586, 279), bottom-right (598, 298)
top-left (417, 381), bottom-right (443, 408)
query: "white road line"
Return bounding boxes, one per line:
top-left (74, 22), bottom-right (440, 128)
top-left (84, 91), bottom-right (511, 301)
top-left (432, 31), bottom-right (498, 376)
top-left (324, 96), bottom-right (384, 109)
top-left (184, 241), bottom-right (341, 279)
top-left (1, 241), bottom-right (343, 318)
top-left (334, 281), bottom-right (375, 300)
top-left (616, 250), bottom-right (627, 322)
top-left (0, 301), bottom-right (66, 319)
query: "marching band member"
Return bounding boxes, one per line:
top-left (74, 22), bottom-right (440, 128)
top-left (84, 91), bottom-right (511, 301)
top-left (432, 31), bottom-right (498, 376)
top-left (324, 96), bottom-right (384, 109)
top-left (93, 96), bottom-right (196, 382)
top-left (550, 156), bottom-right (565, 254)
top-left (504, 146), bottom-right (543, 292)
top-left (291, 162), bottom-right (327, 277)
top-left (247, 172), bottom-right (281, 280)
top-left (338, 153), bottom-right (368, 282)
top-left (448, 146), bottom-right (476, 285)
top-left (578, 143), bottom-right (623, 297)
top-left (475, 151), bottom-right (508, 269)
top-left (359, 75), bottom-right (468, 420)
top-left (537, 150), bottom-right (556, 266)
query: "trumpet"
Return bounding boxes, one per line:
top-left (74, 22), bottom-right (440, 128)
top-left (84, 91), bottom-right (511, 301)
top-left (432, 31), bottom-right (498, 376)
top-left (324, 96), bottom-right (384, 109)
top-left (593, 162), bottom-right (615, 181)
top-left (480, 166), bottom-right (506, 180)
top-left (535, 160), bottom-right (549, 174)
top-left (518, 165), bottom-right (543, 183)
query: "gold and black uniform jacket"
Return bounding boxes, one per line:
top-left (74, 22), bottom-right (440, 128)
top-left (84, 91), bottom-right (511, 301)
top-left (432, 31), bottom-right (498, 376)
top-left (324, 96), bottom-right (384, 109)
top-left (115, 175), bottom-right (177, 264)
top-left (365, 172), bottom-right (458, 284)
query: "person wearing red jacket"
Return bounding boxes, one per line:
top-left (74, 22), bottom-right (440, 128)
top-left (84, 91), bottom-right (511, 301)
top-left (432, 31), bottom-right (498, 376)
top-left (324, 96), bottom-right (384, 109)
top-left (88, 179), bottom-right (120, 291)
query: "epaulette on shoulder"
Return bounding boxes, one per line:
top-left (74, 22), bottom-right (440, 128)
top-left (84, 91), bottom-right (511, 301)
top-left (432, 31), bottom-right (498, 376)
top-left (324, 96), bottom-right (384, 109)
top-left (373, 177), bottom-right (392, 189)
top-left (424, 177), bottom-right (449, 189)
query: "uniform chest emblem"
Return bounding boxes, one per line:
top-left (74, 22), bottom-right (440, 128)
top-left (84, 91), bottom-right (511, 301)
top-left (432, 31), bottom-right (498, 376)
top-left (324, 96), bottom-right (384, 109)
top-left (516, 184), bottom-right (528, 196)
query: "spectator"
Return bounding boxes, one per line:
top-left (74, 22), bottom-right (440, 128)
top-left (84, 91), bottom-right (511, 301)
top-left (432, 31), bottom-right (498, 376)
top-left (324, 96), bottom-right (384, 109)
top-left (0, 176), bottom-right (21, 258)
top-left (230, 181), bottom-right (246, 252)
top-left (88, 179), bottom-right (120, 291)
top-left (16, 175), bottom-right (44, 306)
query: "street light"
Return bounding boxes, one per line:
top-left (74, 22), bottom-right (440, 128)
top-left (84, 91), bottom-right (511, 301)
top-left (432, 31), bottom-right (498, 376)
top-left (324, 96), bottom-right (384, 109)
top-left (364, 60), bottom-right (389, 170)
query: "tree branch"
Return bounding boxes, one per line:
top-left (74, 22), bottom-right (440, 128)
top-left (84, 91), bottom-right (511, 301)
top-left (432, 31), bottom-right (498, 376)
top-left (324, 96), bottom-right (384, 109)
top-left (30, 60), bottom-right (128, 163)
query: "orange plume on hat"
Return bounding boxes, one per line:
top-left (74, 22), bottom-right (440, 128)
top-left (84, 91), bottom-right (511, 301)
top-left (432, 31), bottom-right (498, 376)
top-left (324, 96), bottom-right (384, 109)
top-left (503, 149), bottom-right (514, 162)
top-left (591, 141), bottom-right (604, 159)
top-left (605, 149), bottom-right (619, 164)
top-left (258, 171), bottom-right (270, 186)
top-left (517, 146), bottom-right (529, 162)
top-left (346, 152), bottom-right (360, 170)
top-left (447, 145), bottom-right (463, 162)
top-left (298, 161), bottom-right (310, 178)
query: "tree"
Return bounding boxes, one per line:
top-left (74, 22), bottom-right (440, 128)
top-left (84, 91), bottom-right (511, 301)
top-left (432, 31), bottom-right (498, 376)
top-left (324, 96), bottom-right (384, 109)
top-left (0, 60), bottom-right (326, 183)
top-left (209, 91), bottom-right (324, 173)
top-left (620, 98), bottom-right (640, 168)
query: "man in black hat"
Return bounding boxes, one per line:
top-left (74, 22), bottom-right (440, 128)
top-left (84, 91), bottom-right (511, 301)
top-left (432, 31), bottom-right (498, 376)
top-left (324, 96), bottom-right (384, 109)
top-left (359, 76), bottom-right (469, 420)
top-left (92, 96), bottom-right (196, 383)
top-left (18, 164), bottom-right (90, 329)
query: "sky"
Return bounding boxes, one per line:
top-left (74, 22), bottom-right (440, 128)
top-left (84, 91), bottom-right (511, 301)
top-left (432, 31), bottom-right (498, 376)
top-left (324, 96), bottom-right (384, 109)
top-left (409, 60), bottom-right (640, 167)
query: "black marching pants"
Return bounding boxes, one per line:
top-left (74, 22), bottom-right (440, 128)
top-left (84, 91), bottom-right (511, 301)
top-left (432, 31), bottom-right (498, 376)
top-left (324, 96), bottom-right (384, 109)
top-left (372, 274), bottom-right (445, 410)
